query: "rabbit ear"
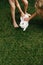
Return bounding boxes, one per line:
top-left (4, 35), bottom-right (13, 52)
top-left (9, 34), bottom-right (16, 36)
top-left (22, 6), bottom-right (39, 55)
top-left (28, 14), bottom-right (31, 17)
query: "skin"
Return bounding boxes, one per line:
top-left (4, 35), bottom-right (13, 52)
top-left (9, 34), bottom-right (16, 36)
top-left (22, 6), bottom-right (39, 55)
top-left (24, 9), bottom-right (43, 21)
top-left (22, 0), bottom-right (28, 13)
top-left (24, 0), bottom-right (43, 21)
top-left (9, 0), bottom-right (28, 28)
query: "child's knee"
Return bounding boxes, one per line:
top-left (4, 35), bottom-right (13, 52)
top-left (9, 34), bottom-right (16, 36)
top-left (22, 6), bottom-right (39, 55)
top-left (9, 0), bottom-right (15, 9)
top-left (25, 1), bottom-right (28, 6)
top-left (22, 0), bottom-right (28, 6)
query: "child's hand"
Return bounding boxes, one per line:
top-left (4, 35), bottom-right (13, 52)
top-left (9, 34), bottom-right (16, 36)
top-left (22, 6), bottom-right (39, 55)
top-left (24, 17), bottom-right (29, 21)
top-left (24, 13), bottom-right (31, 21)
top-left (21, 12), bottom-right (25, 17)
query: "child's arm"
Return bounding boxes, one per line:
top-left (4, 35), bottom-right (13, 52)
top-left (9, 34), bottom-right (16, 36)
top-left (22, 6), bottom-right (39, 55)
top-left (29, 12), bottom-right (37, 21)
top-left (24, 12), bottom-right (37, 21)
top-left (15, 0), bottom-right (24, 17)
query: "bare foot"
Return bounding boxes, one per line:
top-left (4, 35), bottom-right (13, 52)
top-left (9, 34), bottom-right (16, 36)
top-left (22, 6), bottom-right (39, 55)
top-left (13, 22), bottom-right (19, 28)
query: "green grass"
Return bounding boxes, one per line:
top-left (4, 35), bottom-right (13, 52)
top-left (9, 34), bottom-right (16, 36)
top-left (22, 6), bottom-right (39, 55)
top-left (0, 2), bottom-right (43, 65)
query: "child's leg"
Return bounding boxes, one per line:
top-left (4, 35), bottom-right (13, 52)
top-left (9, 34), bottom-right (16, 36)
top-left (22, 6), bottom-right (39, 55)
top-left (9, 0), bottom-right (18, 28)
top-left (22, 0), bottom-right (28, 13)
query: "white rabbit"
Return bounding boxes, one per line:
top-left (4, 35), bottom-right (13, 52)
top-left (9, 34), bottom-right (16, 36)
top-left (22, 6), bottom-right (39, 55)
top-left (19, 13), bottom-right (31, 31)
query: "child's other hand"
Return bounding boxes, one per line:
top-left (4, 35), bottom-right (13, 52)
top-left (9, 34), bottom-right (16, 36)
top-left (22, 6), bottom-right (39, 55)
top-left (24, 13), bottom-right (31, 21)
top-left (24, 17), bottom-right (29, 21)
